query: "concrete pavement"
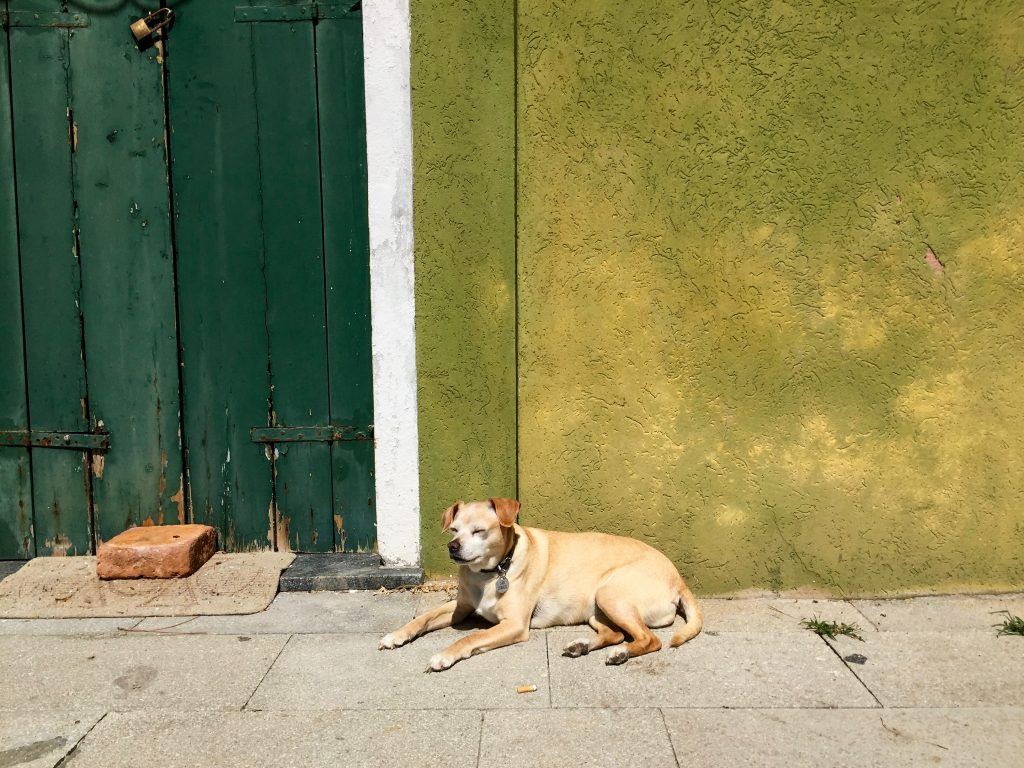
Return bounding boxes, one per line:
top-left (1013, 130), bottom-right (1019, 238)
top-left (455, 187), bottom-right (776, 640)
top-left (0, 591), bottom-right (1021, 767)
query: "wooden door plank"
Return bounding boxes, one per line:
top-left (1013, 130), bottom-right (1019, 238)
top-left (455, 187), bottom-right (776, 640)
top-left (316, 13), bottom-right (376, 550)
top-left (72, 8), bottom-right (185, 541)
top-left (8, 20), bottom-right (92, 555)
top-left (0, 9), bottom-right (34, 558)
top-left (327, 440), bottom-right (375, 551)
top-left (169, 0), bottom-right (274, 550)
top-left (252, 19), bottom-right (334, 551)
top-left (0, 449), bottom-right (33, 558)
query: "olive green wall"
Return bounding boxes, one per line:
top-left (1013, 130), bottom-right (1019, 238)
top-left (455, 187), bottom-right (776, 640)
top-left (411, 0), bottom-right (1024, 593)
top-left (517, 0), bottom-right (1024, 595)
top-left (410, 0), bottom-right (517, 576)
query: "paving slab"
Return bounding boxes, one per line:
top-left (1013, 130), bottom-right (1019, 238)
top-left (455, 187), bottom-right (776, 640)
top-left (878, 708), bottom-right (1024, 767)
top-left (0, 710), bottom-right (104, 768)
top-left (61, 710), bottom-right (480, 768)
top-left (247, 629), bottom-right (549, 710)
top-left (0, 617), bottom-right (140, 636)
top-left (413, 588), bottom-right (459, 616)
top-left (134, 591), bottom-right (418, 635)
top-left (547, 628), bottom-right (877, 708)
top-left (827, 631), bottom-right (1024, 707)
top-left (480, 708), bottom-right (677, 768)
top-left (0, 634), bottom-right (288, 711)
top-left (662, 707), bottom-right (1024, 767)
top-left (853, 594), bottom-right (1024, 632)
top-left (700, 598), bottom-right (874, 634)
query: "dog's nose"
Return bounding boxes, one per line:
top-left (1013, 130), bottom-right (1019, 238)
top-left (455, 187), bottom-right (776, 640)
top-left (448, 540), bottom-right (461, 554)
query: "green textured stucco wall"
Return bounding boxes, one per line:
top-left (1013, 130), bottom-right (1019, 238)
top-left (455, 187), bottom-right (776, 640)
top-left (517, 0), bottom-right (1024, 594)
top-left (411, 0), bottom-right (517, 576)
top-left (411, 0), bottom-right (1024, 592)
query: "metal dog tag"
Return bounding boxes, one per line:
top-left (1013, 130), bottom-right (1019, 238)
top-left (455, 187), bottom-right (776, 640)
top-left (496, 574), bottom-right (509, 594)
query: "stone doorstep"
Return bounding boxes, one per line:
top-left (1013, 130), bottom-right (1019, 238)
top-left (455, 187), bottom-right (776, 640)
top-left (0, 561), bottom-right (25, 582)
top-left (278, 552), bottom-right (423, 592)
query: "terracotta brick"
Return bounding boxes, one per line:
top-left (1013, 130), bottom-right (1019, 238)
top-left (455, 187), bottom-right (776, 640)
top-left (97, 524), bottom-right (217, 580)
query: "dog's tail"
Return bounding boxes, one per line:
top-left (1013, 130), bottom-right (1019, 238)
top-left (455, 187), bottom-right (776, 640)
top-left (671, 583), bottom-right (703, 647)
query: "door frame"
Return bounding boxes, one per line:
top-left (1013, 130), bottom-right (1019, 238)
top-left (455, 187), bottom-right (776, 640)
top-left (363, 0), bottom-right (421, 567)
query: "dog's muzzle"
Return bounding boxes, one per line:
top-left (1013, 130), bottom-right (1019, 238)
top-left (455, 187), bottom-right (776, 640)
top-left (448, 541), bottom-right (469, 562)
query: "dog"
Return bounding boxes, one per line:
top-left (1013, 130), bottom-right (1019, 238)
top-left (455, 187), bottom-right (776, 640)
top-left (379, 498), bottom-right (702, 671)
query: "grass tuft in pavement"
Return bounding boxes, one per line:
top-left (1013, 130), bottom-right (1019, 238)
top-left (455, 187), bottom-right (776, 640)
top-left (800, 617), bottom-right (865, 642)
top-left (992, 611), bottom-right (1024, 637)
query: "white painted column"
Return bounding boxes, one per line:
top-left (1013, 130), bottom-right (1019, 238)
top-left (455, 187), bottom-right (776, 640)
top-left (362, 0), bottom-right (420, 567)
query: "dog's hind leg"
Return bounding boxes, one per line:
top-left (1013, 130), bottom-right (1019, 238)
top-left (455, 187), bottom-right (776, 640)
top-left (594, 586), bottom-right (661, 665)
top-left (562, 613), bottom-right (625, 657)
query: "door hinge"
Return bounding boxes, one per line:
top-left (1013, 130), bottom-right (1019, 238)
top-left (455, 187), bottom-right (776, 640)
top-left (0, 429), bottom-right (110, 452)
top-left (249, 425), bottom-right (373, 443)
top-left (234, 2), bottom-right (360, 23)
top-left (2, 11), bottom-right (89, 29)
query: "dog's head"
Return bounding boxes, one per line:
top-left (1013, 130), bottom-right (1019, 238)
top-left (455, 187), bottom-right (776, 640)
top-left (441, 498), bottom-right (520, 571)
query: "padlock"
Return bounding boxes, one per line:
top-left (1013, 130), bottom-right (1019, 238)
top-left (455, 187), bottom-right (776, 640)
top-left (130, 8), bottom-right (175, 52)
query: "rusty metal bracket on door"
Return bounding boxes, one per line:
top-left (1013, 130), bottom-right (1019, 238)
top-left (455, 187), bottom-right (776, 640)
top-left (249, 425), bottom-right (373, 443)
top-left (2, 11), bottom-right (89, 28)
top-left (234, 2), bottom-right (360, 23)
top-left (0, 429), bottom-right (110, 452)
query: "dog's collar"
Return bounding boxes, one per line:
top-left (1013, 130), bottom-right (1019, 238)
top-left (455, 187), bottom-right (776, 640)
top-left (480, 533), bottom-right (517, 575)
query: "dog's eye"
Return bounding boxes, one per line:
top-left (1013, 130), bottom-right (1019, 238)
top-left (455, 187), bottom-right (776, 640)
top-left (472, 529), bottom-right (485, 536)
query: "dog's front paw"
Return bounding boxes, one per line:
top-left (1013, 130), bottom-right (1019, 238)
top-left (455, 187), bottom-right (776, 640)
top-left (379, 632), bottom-right (405, 650)
top-left (562, 638), bottom-right (591, 658)
top-left (425, 652), bottom-right (456, 672)
top-left (605, 647), bottom-right (630, 666)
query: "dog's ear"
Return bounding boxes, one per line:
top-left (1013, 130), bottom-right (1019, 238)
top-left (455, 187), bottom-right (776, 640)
top-left (441, 501), bottom-right (462, 531)
top-left (489, 498), bottom-right (521, 527)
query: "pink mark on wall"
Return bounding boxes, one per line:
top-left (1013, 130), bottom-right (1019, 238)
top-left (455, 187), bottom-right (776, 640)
top-left (924, 247), bottom-right (944, 275)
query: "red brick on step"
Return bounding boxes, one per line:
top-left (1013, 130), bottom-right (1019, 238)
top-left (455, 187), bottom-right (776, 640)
top-left (96, 524), bottom-right (217, 579)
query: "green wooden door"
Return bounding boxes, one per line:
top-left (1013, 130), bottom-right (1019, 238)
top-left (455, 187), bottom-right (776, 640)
top-left (0, 0), bottom-right (375, 557)
top-left (1, 0), bottom-right (182, 557)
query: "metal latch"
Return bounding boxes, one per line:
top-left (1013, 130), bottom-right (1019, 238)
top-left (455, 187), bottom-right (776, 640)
top-left (0, 429), bottom-right (110, 452)
top-left (234, 2), bottom-right (360, 23)
top-left (2, 11), bottom-right (89, 28)
top-left (249, 425), bottom-right (373, 443)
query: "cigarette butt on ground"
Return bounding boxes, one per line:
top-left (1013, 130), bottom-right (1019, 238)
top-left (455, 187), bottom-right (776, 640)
top-left (516, 684), bottom-right (538, 694)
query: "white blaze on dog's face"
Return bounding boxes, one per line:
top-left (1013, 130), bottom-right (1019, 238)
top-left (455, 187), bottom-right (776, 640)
top-left (442, 498), bottom-right (520, 571)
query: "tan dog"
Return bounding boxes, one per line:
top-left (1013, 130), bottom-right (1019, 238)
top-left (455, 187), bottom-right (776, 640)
top-left (379, 498), bottom-right (702, 671)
